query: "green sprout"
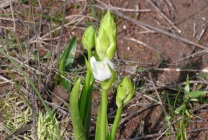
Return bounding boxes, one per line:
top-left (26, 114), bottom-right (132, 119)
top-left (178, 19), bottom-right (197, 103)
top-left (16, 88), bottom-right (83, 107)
top-left (175, 75), bottom-right (206, 116)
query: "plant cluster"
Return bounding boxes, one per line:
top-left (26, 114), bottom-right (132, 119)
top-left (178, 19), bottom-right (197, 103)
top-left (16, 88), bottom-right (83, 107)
top-left (68, 11), bottom-right (135, 140)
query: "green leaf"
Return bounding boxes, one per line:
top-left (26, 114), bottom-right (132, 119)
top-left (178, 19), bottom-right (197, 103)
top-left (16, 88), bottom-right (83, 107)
top-left (197, 84), bottom-right (203, 90)
top-left (136, 67), bottom-right (147, 73)
top-left (59, 36), bottom-right (77, 72)
top-left (69, 78), bottom-right (86, 140)
top-left (56, 37), bottom-right (77, 87)
top-left (175, 103), bottom-right (186, 114)
top-left (65, 39), bottom-right (77, 69)
top-left (95, 104), bottom-right (102, 140)
top-left (60, 78), bottom-right (71, 91)
top-left (83, 83), bottom-right (93, 139)
top-left (188, 91), bottom-right (206, 98)
top-left (79, 68), bottom-right (94, 139)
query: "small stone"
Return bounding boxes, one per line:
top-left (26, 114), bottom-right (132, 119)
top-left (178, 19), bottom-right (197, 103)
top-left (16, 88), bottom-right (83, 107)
top-left (202, 17), bottom-right (206, 21)
top-left (123, 25), bottom-right (127, 30)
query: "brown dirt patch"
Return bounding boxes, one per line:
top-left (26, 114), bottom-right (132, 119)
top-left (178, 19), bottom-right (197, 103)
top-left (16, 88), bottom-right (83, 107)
top-left (1, 0), bottom-right (208, 139)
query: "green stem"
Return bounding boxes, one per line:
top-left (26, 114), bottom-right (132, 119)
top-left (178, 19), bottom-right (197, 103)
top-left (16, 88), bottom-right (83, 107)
top-left (87, 49), bottom-right (92, 60)
top-left (79, 49), bottom-right (94, 139)
top-left (100, 87), bottom-right (108, 140)
top-left (79, 49), bottom-right (93, 121)
top-left (79, 70), bottom-right (91, 117)
top-left (110, 105), bottom-right (123, 140)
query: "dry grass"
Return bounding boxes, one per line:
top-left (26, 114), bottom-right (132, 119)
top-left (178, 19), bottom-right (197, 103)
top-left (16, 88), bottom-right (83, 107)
top-left (1, 0), bottom-right (208, 139)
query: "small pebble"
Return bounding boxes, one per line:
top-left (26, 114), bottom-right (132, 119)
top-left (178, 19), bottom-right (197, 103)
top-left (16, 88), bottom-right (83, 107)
top-left (123, 25), bottom-right (126, 30)
top-left (202, 17), bottom-right (206, 21)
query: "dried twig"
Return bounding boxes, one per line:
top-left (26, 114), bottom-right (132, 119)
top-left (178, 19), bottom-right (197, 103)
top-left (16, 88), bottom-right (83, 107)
top-left (56, 0), bottom-right (68, 58)
top-left (96, 0), bottom-right (208, 51)
top-left (0, 0), bottom-right (18, 9)
top-left (0, 75), bottom-right (13, 85)
top-left (148, 73), bottom-right (163, 106)
top-left (106, 3), bottom-right (151, 12)
top-left (124, 37), bottom-right (161, 54)
top-left (148, 0), bottom-right (181, 33)
top-left (130, 126), bottom-right (208, 140)
top-left (119, 103), bottom-right (160, 126)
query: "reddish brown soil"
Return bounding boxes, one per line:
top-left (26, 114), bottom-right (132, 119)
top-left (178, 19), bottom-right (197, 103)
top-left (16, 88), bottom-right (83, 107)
top-left (99, 0), bottom-right (208, 139)
top-left (1, 0), bottom-right (208, 140)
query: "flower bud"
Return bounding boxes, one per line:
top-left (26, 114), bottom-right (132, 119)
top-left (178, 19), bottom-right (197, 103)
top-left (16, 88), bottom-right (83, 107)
top-left (82, 25), bottom-right (96, 50)
top-left (96, 11), bottom-right (117, 60)
top-left (116, 77), bottom-right (135, 108)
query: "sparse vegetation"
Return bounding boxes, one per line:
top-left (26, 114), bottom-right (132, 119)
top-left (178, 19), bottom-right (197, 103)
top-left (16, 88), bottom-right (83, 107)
top-left (0, 0), bottom-right (208, 140)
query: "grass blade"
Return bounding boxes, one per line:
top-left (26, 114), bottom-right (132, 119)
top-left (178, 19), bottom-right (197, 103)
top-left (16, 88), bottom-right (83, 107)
top-left (0, 48), bottom-right (61, 140)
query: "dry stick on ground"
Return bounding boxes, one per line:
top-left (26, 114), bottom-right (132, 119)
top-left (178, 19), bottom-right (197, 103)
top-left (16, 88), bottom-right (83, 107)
top-left (105, 4), bottom-right (151, 12)
top-left (0, 75), bottom-right (13, 85)
top-left (119, 103), bottom-right (160, 126)
top-left (104, 2), bottom-right (208, 66)
top-left (31, 1), bottom-right (42, 138)
top-left (6, 123), bottom-right (33, 140)
top-left (193, 103), bottom-right (208, 113)
top-left (117, 68), bottom-right (208, 138)
top-left (146, 79), bottom-right (208, 94)
top-left (181, 21), bottom-right (208, 64)
top-left (124, 37), bottom-right (161, 54)
top-left (124, 35), bottom-right (206, 66)
top-left (0, 0), bottom-right (18, 9)
top-left (148, 73), bottom-right (164, 106)
top-left (129, 127), bottom-right (208, 140)
top-left (178, 21), bottom-right (208, 65)
top-left (148, 0), bottom-right (181, 33)
top-left (163, 0), bottom-right (177, 16)
top-left (56, 0), bottom-right (68, 64)
top-left (129, 105), bottom-right (208, 140)
top-left (173, 49), bottom-right (206, 64)
top-left (96, 0), bottom-right (208, 51)
top-left (147, 73), bottom-right (174, 140)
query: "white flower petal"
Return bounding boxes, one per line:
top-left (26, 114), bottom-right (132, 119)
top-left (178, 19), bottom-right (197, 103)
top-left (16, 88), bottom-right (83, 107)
top-left (90, 57), bottom-right (114, 81)
top-left (90, 56), bottom-right (96, 69)
top-left (103, 58), bottom-right (114, 70)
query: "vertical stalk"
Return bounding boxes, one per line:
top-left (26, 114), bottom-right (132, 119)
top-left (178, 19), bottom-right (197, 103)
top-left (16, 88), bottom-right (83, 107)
top-left (79, 49), bottom-right (93, 120)
top-left (87, 49), bottom-right (92, 61)
top-left (110, 105), bottom-right (123, 140)
top-left (100, 87), bottom-right (108, 140)
top-left (79, 49), bottom-right (94, 139)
